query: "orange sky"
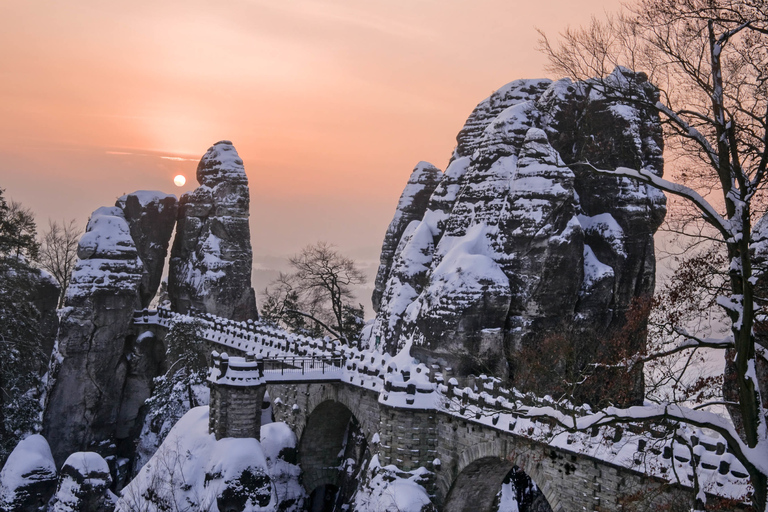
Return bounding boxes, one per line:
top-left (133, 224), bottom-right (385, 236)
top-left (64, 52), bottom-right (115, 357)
top-left (0, 0), bottom-right (623, 299)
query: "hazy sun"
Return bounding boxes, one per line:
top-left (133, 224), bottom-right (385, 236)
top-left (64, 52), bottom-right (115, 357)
top-left (173, 175), bottom-right (186, 187)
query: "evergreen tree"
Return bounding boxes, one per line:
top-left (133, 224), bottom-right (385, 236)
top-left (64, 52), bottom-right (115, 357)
top-left (144, 318), bottom-right (208, 444)
top-left (0, 189), bottom-right (47, 463)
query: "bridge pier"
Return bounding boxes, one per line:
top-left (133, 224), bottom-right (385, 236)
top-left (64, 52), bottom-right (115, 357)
top-left (208, 352), bottom-right (266, 440)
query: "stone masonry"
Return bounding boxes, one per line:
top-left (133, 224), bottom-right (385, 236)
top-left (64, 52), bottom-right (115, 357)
top-left (208, 374), bottom-right (692, 511)
top-left (135, 310), bottom-right (743, 512)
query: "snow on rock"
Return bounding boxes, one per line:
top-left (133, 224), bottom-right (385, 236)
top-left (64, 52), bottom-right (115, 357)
top-left (168, 140), bottom-right (259, 321)
top-left (372, 161), bottom-right (443, 312)
top-left (372, 68), bottom-right (666, 404)
top-left (454, 79), bottom-right (553, 160)
top-left (50, 451), bottom-right (115, 512)
top-left (116, 190), bottom-right (177, 308)
top-left (0, 435), bottom-right (58, 511)
top-left (352, 456), bottom-right (435, 512)
top-left (43, 205), bottom-right (145, 467)
top-left (118, 407), bottom-right (277, 512)
top-left (261, 423), bottom-right (305, 512)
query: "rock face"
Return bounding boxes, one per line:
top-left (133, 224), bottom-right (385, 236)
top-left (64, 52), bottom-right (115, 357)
top-left (371, 68), bottom-right (666, 402)
top-left (43, 206), bottom-right (144, 466)
top-left (0, 435), bottom-right (58, 511)
top-left (168, 140), bottom-right (258, 321)
top-left (372, 162), bottom-right (443, 313)
top-left (42, 192), bottom-right (178, 468)
top-left (116, 191), bottom-right (178, 308)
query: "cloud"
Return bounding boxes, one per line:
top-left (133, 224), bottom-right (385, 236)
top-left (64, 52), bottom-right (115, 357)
top-left (160, 156), bottom-right (198, 162)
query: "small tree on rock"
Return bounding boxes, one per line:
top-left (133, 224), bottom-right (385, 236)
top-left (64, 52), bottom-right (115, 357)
top-left (37, 219), bottom-right (80, 308)
top-left (144, 318), bottom-right (208, 445)
top-left (262, 242), bottom-right (366, 344)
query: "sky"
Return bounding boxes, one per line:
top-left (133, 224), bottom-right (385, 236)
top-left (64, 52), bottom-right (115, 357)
top-left (0, 0), bottom-right (623, 308)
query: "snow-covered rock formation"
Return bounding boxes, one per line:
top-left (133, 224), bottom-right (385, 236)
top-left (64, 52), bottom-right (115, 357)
top-left (41, 141), bottom-right (261, 472)
top-left (117, 407), bottom-right (302, 512)
top-left (371, 68), bottom-right (666, 402)
top-left (42, 192), bottom-right (177, 466)
top-left (0, 435), bottom-right (58, 511)
top-left (372, 161), bottom-right (443, 312)
top-left (168, 140), bottom-right (259, 321)
top-left (43, 205), bottom-right (145, 465)
top-left (116, 191), bottom-right (177, 308)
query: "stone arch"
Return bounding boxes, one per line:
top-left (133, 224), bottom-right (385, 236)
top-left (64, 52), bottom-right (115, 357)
top-left (298, 400), bottom-right (358, 493)
top-left (441, 439), bottom-right (559, 512)
top-left (286, 384), bottom-right (378, 446)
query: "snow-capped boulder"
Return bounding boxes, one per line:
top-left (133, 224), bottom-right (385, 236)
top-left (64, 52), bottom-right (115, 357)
top-left (260, 423), bottom-right (305, 511)
top-left (50, 452), bottom-right (114, 512)
top-left (43, 206), bottom-right (144, 466)
top-left (118, 407), bottom-right (277, 512)
top-left (168, 140), bottom-right (259, 321)
top-left (116, 190), bottom-right (177, 308)
top-left (0, 435), bottom-right (58, 511)
top-left (372, 68), bottom-right (666, 403)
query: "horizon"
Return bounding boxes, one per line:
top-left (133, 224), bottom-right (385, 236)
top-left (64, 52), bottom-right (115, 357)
top-left (0, 0), bottom-right (623, 312)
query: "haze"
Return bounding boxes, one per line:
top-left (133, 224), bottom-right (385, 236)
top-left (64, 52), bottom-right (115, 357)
top-left (0, 0), bottom-right (621, 304)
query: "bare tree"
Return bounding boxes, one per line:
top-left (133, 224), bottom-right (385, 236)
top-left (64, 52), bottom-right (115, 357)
top-left (262, 242), bottom-right (366, 344)
top-left (37, 219), bottom-right (80, 308)
top-left (535, 1), bottom-right (768, 509)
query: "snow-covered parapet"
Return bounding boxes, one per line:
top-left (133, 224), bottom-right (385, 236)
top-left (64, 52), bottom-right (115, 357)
top-left (169, 140), bottom-right (259, 321)
top-left (208, 352), bottom-right (265, 387)
top-left (371, 68), bottom-right (667, 404)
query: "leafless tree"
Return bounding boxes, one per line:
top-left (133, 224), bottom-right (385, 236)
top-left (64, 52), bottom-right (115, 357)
top-left (37, 219), bottom-right (80, 307)
top-left (262, 242), bottom-right (366, 344)
top-left (536, 1), bottom-right (768, 509)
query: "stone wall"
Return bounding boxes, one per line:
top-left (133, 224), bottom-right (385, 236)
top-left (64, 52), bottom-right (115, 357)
top-left (209, 382), bottom-right (266, 440)
top-left (219, 380), bottom-right (693, 511)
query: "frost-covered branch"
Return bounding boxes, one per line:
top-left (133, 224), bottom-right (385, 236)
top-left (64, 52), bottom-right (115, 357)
top-left (576, 162), bottom-right (731, 239)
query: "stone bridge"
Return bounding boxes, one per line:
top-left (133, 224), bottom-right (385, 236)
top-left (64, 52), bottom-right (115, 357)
top-left (134, 308), bottom-right (750, 511)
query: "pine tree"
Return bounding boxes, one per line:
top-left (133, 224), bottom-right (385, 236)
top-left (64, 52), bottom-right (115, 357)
top-left (0, 189), bottom-right (47, 463)
top-left (144, 318), bottom-right (208, 444)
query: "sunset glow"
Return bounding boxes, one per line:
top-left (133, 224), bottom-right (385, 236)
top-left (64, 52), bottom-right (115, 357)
top-left (0, 0), bottom-right (622, 287)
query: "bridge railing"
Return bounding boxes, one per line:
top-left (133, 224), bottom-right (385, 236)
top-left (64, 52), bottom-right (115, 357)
top-left (262, 356), bottom-right (345, 378)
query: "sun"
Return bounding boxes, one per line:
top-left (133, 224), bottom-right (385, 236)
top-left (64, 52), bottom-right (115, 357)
top-left (173, 175), bottom-right (186, 187)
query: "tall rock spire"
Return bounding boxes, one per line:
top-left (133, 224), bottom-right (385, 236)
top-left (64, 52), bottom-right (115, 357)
top-left (168, 140), bottom-right (258, 321)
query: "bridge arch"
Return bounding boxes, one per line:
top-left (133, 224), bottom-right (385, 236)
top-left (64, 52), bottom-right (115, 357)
top-left (266, 384), bottom-right (379, 504)
top-left (441, 439), bottom-right (559, 512)
top-left (275, 383), bottom-right (378, 446)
